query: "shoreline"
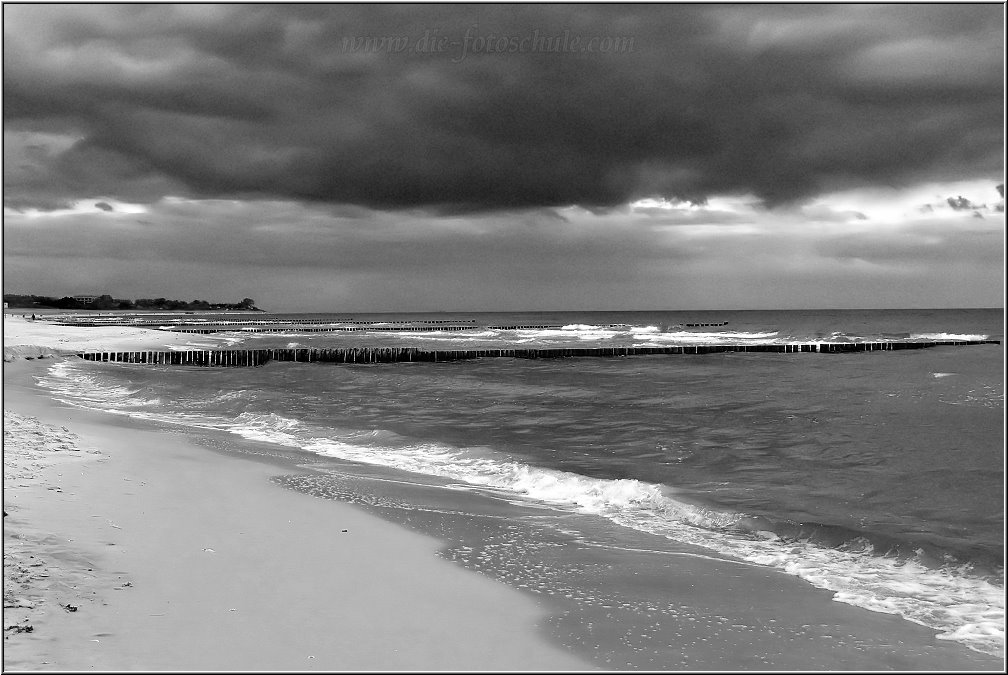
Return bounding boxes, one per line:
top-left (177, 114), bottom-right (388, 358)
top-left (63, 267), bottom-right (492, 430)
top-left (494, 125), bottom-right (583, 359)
top-left (4, 316), bottom-right (1004, 670)
top-left (2, 358), bottom-right (592, 670)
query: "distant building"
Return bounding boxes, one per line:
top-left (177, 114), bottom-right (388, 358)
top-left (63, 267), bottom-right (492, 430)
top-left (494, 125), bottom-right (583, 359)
top-left (73, 294), bottom-right (100, 304)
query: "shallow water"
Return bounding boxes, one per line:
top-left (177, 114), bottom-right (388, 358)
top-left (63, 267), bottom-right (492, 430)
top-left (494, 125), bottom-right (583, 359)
top-left (37, 308), bottom-right (1004, 661)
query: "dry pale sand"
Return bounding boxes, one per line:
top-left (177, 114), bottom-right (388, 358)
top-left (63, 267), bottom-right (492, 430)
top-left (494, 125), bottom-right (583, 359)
top-left (3, 313), bottom-right (238, 359)
top-left (2, 318), bottom-right (592, 670)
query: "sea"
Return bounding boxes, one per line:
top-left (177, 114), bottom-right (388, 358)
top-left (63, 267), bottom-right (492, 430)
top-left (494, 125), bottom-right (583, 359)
top-left (36, 308), bottom-right (1004, 666)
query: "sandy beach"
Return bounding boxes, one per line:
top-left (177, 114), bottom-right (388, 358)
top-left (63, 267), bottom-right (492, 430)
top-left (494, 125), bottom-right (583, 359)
top-left (2, 312), bottom-right (243, 358)
top-left (3, 314), bottom-right (1003, 671)
top-left (5, 2), bottom-right (1004, 669)
top-left (3, 315), bottom-right (591, 670)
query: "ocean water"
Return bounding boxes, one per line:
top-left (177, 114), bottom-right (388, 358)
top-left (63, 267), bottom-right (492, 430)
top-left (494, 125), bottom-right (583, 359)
top-left (37, 309), bottom-right (1004, 664)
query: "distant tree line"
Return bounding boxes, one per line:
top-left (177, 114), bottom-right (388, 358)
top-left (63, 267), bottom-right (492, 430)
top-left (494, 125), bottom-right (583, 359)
top-left (4, 294), bottom-right (261, 311)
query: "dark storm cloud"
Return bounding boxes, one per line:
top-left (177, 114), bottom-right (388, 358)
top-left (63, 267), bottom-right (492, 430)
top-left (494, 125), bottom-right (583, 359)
top-left (3, 3), bottom-right (1004, 212)
top-left (947, 196), bottom-right (978, 211)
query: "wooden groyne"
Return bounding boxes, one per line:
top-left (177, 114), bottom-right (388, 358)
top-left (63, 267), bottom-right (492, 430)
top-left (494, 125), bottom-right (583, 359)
top-left (50, 318), bottom-right (481, 328)
top-left (77, 350), bottom-right (273, 367)
top-left (76, 340), bottom-right (1000, 367)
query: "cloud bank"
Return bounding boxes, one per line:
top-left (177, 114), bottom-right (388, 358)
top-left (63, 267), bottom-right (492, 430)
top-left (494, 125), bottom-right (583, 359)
top-left (4, 4), bottom-right (1003, 212)
top-left (3, 5), bottom-right (1003, 310)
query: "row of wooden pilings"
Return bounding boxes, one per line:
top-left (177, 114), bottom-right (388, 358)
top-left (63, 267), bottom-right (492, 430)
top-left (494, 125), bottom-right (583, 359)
top-left (77, 340), bottom-right (1000, 367)
top-left (78, 350), bottom-right (272, 366)
top-left (54, 318), bottom-right (480, 327)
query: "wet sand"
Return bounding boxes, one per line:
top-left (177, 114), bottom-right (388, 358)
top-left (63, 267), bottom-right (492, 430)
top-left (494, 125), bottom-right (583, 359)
top-left (3, 319), bottom-right (592, 670)
top-left (3, 314), bottom-right (1003, 670)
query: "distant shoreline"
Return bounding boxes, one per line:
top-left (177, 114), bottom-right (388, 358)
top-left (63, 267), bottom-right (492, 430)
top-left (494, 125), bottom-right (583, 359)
top-left (4, 307), bottom-right (266, 315)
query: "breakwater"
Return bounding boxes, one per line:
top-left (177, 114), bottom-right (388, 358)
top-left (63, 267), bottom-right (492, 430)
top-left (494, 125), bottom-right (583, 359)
top-left (48, 318), bottom-right (481, 328)
top-left (75, 339), bottom-right (1000, 367)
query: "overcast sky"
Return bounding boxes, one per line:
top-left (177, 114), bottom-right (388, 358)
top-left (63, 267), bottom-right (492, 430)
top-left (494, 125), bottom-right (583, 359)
top-left (3, 3), bottom-right (1004, 312)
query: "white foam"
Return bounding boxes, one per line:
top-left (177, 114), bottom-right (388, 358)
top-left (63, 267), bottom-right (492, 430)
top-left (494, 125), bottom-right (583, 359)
top-left (239, 333), bottom-right (305, 339)
top-left (36, 361), bottom-right (162, 409)
top-left (290, 434), bottom-right (1008, 657)
top-left (298, 435), bottom-right (737, 526)
top-left (37, 360), bottom-right (1006, 658)
top-left (285, 431), bottom-right (1005, 656)
top-left (229, 412), bottom-right (304, 446)
top-left (630, 515), bottom-right (1003, 655)
top-left (828, 331), bottom-right (859, 340)
top-left (515, 327), bottom-right (619, 341)
top-left (912, 333), bottom-right (988, 341)
top-left (406, 331), bottom-right (502, 342)
top-left (631, 330), bottom-right (780, 343)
